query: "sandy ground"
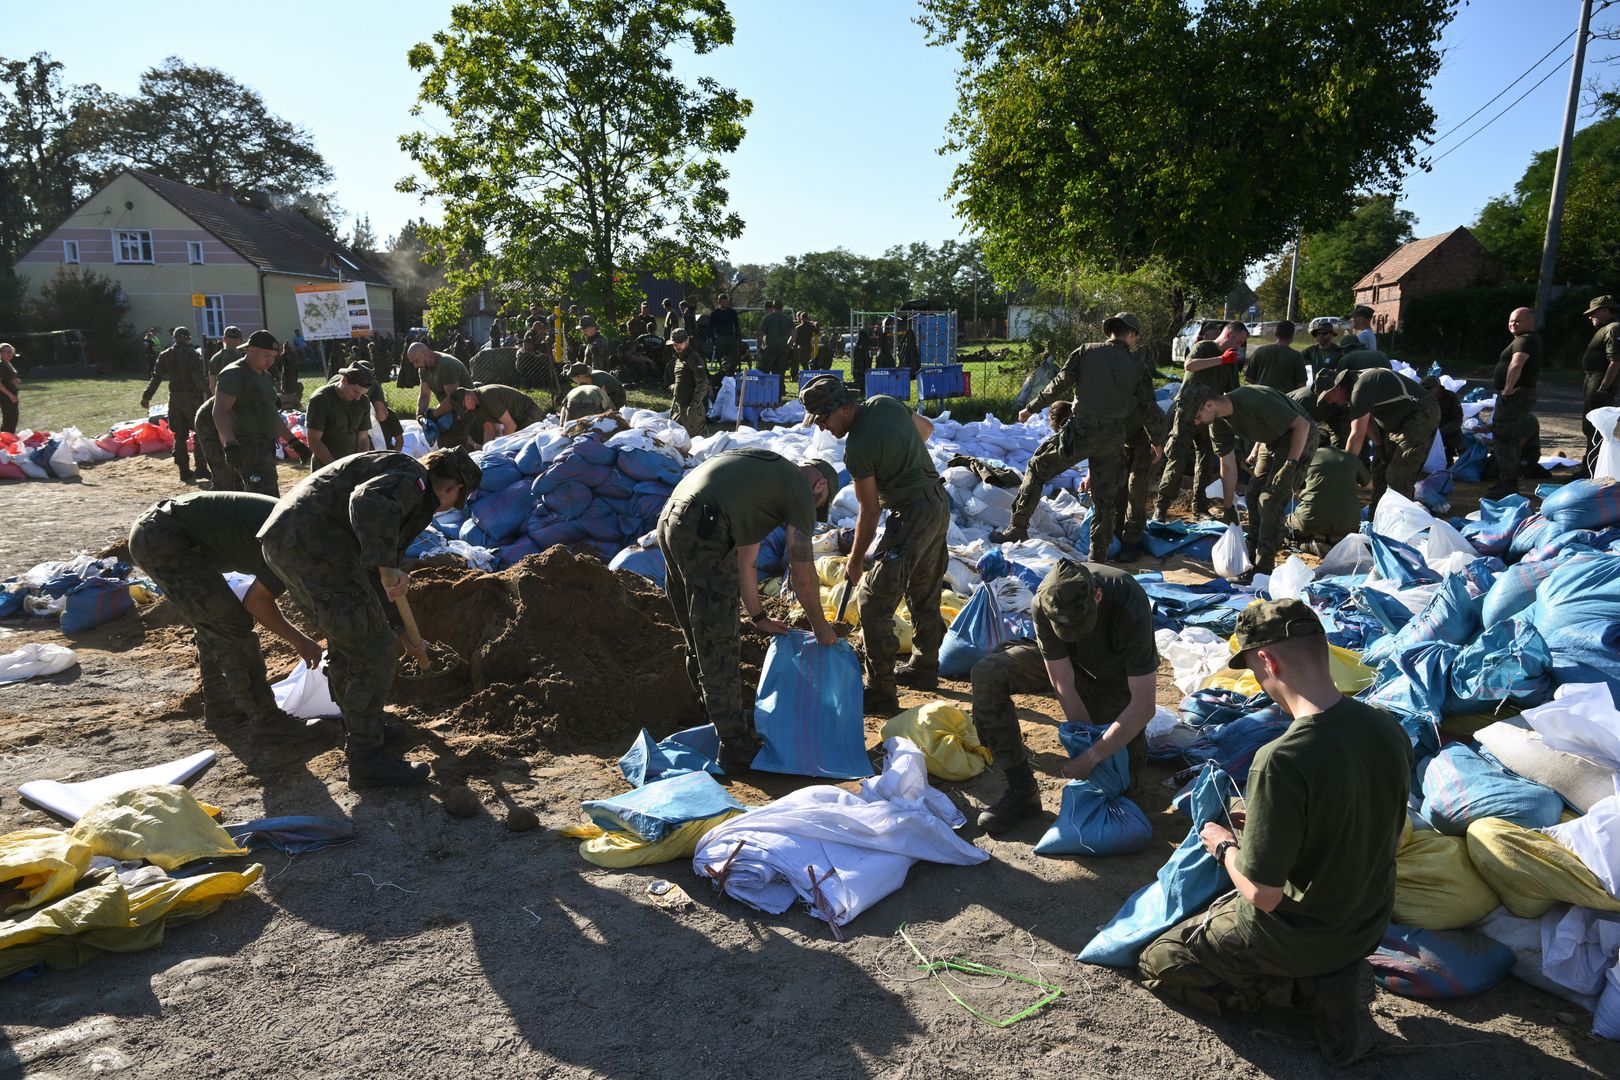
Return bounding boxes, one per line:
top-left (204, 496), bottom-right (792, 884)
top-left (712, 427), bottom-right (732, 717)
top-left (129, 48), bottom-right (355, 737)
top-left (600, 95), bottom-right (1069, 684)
top-left (2, 399), bottom-right (1618, 1080)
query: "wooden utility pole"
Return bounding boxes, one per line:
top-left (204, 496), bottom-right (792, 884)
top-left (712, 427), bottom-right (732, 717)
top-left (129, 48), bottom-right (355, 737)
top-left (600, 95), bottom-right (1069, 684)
top-left (1534, 0), bottom-right (1594, 328)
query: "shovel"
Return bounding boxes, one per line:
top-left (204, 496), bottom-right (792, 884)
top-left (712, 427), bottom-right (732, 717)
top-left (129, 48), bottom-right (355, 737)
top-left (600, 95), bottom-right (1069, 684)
top-left (393, 592), bottom-right (466, 679)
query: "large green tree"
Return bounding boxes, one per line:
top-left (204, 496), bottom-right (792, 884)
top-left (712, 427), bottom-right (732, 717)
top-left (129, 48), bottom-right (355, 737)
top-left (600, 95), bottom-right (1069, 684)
top-left (0, 54), bottom-right (100, 280)
top-left (1254, 197), bottom-right (1415, 320)
top-left (400, 0), bottom-right (750, 325)
top-left (1473, 109), bottom-right (1620, 286)
top-left (763, 248), bottom-right (910, 326)
top-left (917, 0), bottom-right (1456, 323)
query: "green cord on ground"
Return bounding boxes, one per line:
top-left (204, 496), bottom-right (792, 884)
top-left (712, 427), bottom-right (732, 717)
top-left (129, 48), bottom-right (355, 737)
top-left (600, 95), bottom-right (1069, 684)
top-left (898, 923), bottom-right (1063, 1028)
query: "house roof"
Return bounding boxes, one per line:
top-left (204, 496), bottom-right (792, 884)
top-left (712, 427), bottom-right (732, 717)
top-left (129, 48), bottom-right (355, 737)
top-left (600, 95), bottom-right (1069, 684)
top-left (1353, 228), bottom-right (1474, 291)
top-left (126, 169), bottom-right (392, 288)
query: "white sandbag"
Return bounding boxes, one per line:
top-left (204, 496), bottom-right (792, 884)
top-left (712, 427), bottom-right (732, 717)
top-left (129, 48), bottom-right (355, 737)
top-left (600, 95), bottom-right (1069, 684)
top-left (60, 426), bottom-right (114, 464)
top-left (272, 657), bottom-right (341, 719)
top-left (1315, 532), bottom-right (1374, 578)
top-left (1372, 489), bottom-right (1436, 545)
top-left (1476, 720), bottom-right (1617, 813)
top-left (1591, 406), bottom-right (1620, 481)
top-left (1267, 555), bottom-right (1314, 600)
top-left (1423, 430), bottom-right (1448, 474)
top-left (1212, 523), bottom-right (1253, 579)
top-left (1523, 683), bottom-right (1620, 774)
top-left (1542, 904), bottom-right (1620, 997)
top-left (1156, 626), bottom-right (1232, 696)
top-left (1423, 520), bottom-right (1478, 567)
top-left (1475, 907), bottom-right (1602, 1009)
top-left (1545, 795), bottom-right (1620, 898)
top-left (942, 465), bottom-right (977, 490)
top-left (0, 643), bottom-right (78, 683)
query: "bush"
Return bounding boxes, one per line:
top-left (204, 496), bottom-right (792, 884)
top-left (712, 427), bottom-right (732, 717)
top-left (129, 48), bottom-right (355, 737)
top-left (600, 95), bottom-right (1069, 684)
top-left (1397, 283), bottom-right (1620, 366)
top-left (34, 268), bottom-right (139, 370)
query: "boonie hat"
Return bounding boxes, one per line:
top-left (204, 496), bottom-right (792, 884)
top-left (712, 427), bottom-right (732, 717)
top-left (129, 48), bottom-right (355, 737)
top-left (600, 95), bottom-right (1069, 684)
top-left (1337, 333), bottom-right (1364, 353)
top-left (1586, 295), bottom-right (1618, 317)
top-left (801, 374), bottom-right (853, 419)
top-left (1102, 311), bottom-right (1142, 337)
top-left (1308, 318), bottom-right (1336, 335)
top-left (246, 330), bottom-right (279, 350)
top-left (1034, 561), bottom-right (1097, 642)
top-left (668, 328), bottom-right (690, 345)
top-left (172, 326), bottom-right (191, 340)
top-left (1329, 367), bottom-right (1358, 393)
top-left (338, 363), bottom-right (375, 387)
top-left (1229, 598), bottom-right (1326, 669)
top-left (803, 459), bottom-right (839, 522)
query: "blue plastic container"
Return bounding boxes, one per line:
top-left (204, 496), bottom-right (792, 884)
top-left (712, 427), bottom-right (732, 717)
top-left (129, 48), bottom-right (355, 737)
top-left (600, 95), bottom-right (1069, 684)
top-left (864, 368), bottom-right (912, 400)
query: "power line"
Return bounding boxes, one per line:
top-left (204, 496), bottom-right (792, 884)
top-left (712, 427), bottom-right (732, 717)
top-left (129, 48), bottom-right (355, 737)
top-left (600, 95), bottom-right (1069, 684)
top-left (1427, 54), bottom-right (1573, 166)
top-left (1427, 29), bottom-right (1576, 150)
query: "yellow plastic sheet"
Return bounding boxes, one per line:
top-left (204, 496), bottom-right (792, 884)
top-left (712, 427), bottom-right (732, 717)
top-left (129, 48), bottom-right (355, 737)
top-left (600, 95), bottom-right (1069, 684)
top-left (1202, 643), bottom-right (1375, 696)
top-left (1465, 816), bottom-right (1620, 918)
top-left (1393, 821), bottom-right (1499, 930)
top-left (0, 828), bottom-right (92, 914)
top-left (69, 784), bottom-right (248, 871)
top-left (566, 811), bottom-right (743, 868)
top-left (881, 702), bottom-right (993, 781)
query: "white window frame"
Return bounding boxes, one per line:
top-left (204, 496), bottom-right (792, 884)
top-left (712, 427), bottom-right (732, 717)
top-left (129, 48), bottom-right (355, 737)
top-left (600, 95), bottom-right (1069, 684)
top-left (201, 296), bottom-right (225, 338)
top-left (112, 229), bottom-right (154, 264)
top-left (187, 240), bottom-right (205, 265)
top-left (62, 240), bottom-right (81, 264)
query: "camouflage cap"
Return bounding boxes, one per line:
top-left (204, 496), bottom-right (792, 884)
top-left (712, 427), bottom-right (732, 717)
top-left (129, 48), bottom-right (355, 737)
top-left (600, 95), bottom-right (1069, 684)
top-left (668, 328), bottom-right (690, 345)
top-left (1177, 381), bottom-right (1217, 414)
top-left (1033, 561), bottom-right (1097, 642)
top-left (800, 374), bottom-right (854, 418)
top-left (803, 459), bottom-right (839, 522)
top-left (1229, 597), bottom-right (1325, 669)
top-left (172, 326), bottom-right (192, 340)
top-left (1586, 295), bottom-right (1618, 317)
top-left (246, 330), bottom-right (279, 350)
top-left (1102, 311), bottom-right (1142, 337)
top-left (567, 362), bottom-right (591, 378)
top-left (338, 363), bottom-right (375, 387)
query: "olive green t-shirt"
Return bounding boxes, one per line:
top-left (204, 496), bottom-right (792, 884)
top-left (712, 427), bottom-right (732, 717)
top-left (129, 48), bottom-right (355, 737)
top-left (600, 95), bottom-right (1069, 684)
top-left (1583, 321), bottom-right (1620, 373)
top-left (208, 345), bottom-right (244, 378)
top-left (844, 394), bottom-right (939, 508)
top-left (1293, 447), bottom-right (1370, 538)
top-left (1032, 562), bottom-right (1158, 682)
top-left (0, 358), bottom-right (18, 392)
top-left (1342, 348), bottom-right (1393, 372)
top-left (305, 381), bottom-right (370, 459)
top-left (668, 448), bottom-right (816, 547)
top-left (590, 369), bottom-right (627, 410)
top-left (166, 492), bottom-right (286, 595)
top-left (214, 359), bottom-right (282, 437)
top-left (423, 353), bottom-right (473, 401)
top-left (758, 310), bottom-right (794, 357)
top-left (1347, 369), bottom-right (1426, 430)
top-left (1071, 340), bottom-right (1148, 421)
top-left (1210, 385), bottom-right (1308, 456)
top-left (1186, 339), bottom-right (1240, 394)
top-left (1244, 343), bottom-right (1307, 392)
top-left (467, 384), bottom-right (543, 430)
top-left (1301, 343), bottom-right (1341, 375)
top-left (1234, 696), bottom-right (1412, 974)
top-left (1496, 332), bottom-right (1542, 391)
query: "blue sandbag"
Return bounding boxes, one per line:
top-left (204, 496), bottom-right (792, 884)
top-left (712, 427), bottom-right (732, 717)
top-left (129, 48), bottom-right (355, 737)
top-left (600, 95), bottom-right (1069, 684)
top-left (632, 493), bottom-right (669, 523)
top-left (538, 479), bottom-right (593, 519)
top-left (460, 518), bottom-right (493, 548)
top-left (756, 527), bottom-right (787, 577)
top-left (1415, 470), bottom-right (1453, 513)
top-left (1079, 764), bottom-right (1237, 966)
top-left (1180, 688), bottom-right (1271, 728)
top-left (1446, 619), bottom-right (1552, 714)
top-left (632, 478), bottom-right (676, 497)
top-left (618, 447), bottom-right (683, 486)
top-left (497, 535), bottom-right (538, 568)
top-left (1362, 573), bottom-right (1482, 667)
top-left (475, 451), bottom-right (521, 492)
top-left (618, 724), bottom-right (722, 787)
top-left (1363, 640), bottom-right (1455, 731)
top-left (1369, 924), bottom-right (1514, 999)
top-left (223, 816), bottom-right (354, 855)
top-left (0, 584), bottom-right (25, 618)
top-left (1519, 528), bottom-right (1605, 564)
top-left (580, 539), bottom-right (621, 560)
top-left (581, 770), bottom-right (743, 842)
top-left (1419, 742), bottom-right (1563, 835)
top-left (595, 494), bottom-right (633, 517)
top-left (532, 455), bottom-right (614, 494)
top-left (467, 477), bottom-right (532, 542)
top-left (1523, 552), bottom-right (1620, 639)
top-left (1139, 520), bottom-right (1227, 559)
top-left (527, 515), bottom-right (588, 548)
top-left (60, 577), bottom-right (134, 634)
top-left (1481, 548), bottom-right (1600, 627)
top-left (1458, 555), bottom-right (1503, 596)
top-left (1451, 435), bottom-right (1490, 483)
top-left (1542, 477), bottom-right (1620, 531)
top-left (1034, 724), bottom-right (1150, 857)
top-left (609, 545), bottom-right (667, 587)
top-left (1463, 494), bottom-right (1533, 557)
top-left (1349, 585), bottom-right (1415, 638)
top-left (1543, 620), bottom-right (1620, 700)
top-left (938, 584), bottom-right (1007, 679)
top-left (1367, 529), bottom-right (1439, 587)
top-left (596, 472), bottom-right (634, 500)
top-left (567, 435), bottom-right (618, 467)
top-left (581, 502), bottom-right (626, 542)
top-left (434, 508), bottom-right (466, 535)
top-left (752, 631), bottom-right (871, 779)
top-left (512, 436), bottom-right (548, 476)
top-left (1507, 514), bottom-right (1565, 561)
top-left (1179, 705), bottom-right (1291, 786)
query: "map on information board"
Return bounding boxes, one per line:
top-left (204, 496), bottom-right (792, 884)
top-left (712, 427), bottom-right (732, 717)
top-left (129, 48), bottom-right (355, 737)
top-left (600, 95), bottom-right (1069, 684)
top-left (295, 281), bottom-right (372, 340)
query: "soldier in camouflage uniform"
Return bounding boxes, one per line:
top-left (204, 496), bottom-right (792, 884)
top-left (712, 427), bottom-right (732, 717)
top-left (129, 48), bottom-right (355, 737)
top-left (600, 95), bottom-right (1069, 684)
top-left (567, 362), bottom-right (627, 410)
top-left (215, 330), bottom-right (309, 495)
top-left (142, 326), bottom-right (210, 483)
top-left (657, 450), bottom-right (838, 770)
top-left (128, 491), bottom-right (323, 739)
top-left (450, 383), bottom-right (544, 446)
top-left (570, 316), bottom-right (615, 371)
top-left (258, 448), bottom-right (482, 788)
top-left (193, 397), bottom-right (237, 490)
top-left (990, 313), bottom-right (1159, 561)
top-left (668, 328), bottom-right (710, 438)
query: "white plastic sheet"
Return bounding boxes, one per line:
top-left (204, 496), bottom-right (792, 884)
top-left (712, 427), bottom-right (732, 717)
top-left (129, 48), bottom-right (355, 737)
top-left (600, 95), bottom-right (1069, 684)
top-left (1422, 520), bottom-right (1477, 567)
top-left (1267, 555), bottom-right (1314, 600)
top-left (1541, 904), bottom-right (1620, 997)
top-left (1522, 683), bottom-right (1620, 775)
top-left (1371, 489), bottom-right (1436, 546)
top-left (272, 657), bottom-right (341, 719)
top-left (0, 643), bottom-right (77, 683)
top-left (1544, 794), bottom-right (1620, 897)
top-left (1591, 406), bottom-right (1620, 481)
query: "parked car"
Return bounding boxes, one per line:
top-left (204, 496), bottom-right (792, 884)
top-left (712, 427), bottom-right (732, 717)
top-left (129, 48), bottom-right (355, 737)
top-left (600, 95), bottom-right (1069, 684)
top-left (1171, 318), bottom-right (1231, 364)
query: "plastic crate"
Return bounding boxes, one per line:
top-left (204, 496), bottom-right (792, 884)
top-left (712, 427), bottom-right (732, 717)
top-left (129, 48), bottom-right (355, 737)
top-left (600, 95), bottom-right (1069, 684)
top-left (739, 369), bottom-right (782, 407)
top-left (864, 368), bottom-right (912, 400)
top-left (919, 365), bottom-right (967, 399)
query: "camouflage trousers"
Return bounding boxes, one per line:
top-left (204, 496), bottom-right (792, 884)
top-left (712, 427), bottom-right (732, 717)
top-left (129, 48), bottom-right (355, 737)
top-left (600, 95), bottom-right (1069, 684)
top-left (1491, 385), bottom-right (1537, 492)
top-left (656, 499), bottom-right (747, 740)
top-left (128, 503), bottom-right (276, 721)
top-left (969, 639), bottom-right (1145, 776)
top-left (671, 363), bottom-right (711, 439)
top-left (1140, 891), bottom-right (1341, 1016)
top-left (1372, 398), bottom-right (1439, 509)
top-left (1113, 429), bottom-right (1156, 546)
top-left (260, 542), bottom-right (393, 747)
top-left (858, 484), bottom-right (950, 696)
top-left (169, 392), bottom-right (207, 476)
top-left (198, 431), bottom-right (239, 491)
top-left (1009, 414), bottom-right (1128, 559)
top-left (1249, 425), bottom-right (1319, 567)
top-left (1155, 401), bottom-right (1219, 512)
top-left (234, 433), bottom-right (280, 497)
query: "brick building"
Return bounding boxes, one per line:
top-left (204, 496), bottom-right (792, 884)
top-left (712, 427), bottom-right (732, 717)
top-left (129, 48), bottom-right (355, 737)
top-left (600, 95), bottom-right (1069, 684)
top-left (1352, 226), bottom-right (1495, 333)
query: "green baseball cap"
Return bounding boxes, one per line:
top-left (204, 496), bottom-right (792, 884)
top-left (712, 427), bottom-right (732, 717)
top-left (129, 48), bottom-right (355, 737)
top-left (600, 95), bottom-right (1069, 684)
top-left (1033, 561), bottom-right (1097, 642)
top-left (801, 374), bottom-right (853, 419)
top-left (1586, 295), bottom-right (1617, 317)
top-left (1228, 598), bottom-right (1325, 669)
top-left (1102, 311), bottom-right (1142, 337)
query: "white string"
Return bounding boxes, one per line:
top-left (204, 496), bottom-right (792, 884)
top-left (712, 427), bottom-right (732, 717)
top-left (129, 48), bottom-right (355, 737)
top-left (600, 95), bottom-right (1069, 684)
top-left (351, 871), bottom-right (418, 895)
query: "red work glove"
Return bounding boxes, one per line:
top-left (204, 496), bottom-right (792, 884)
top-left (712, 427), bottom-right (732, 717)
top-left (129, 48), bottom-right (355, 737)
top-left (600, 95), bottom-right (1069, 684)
top-left (1221, 349), bottom-right (1239, 366)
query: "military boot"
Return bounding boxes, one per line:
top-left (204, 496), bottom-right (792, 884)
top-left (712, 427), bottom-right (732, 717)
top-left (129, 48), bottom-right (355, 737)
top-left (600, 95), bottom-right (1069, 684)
top-left (177, 460), bottom-right (195, 485)
top-left (894, 659), bottom-right (938, 691)
top-left (988, 524), bottom-right (1029, 545)
top-left (249, 708), bottom-right (324, 741)
top-left (346, 743), bottom-right (431, 788)
top-left (1151, 499), bottom-right (1172, 522)
top-left (717, 726), bottom-right (762, 774)
top-left (977, 762), bottom-right (1041, 834)
top-left (1310, 960), bottom-right (1377, 1065)
top-left (863, 685), bottom-right (901, 716)
top-left (1114, 540), bottom-right (1144, 563)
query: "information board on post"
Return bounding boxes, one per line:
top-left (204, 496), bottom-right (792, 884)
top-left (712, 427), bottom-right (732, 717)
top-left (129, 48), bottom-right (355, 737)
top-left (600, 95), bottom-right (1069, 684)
top-left (294, 281), bottom-right (373, 340)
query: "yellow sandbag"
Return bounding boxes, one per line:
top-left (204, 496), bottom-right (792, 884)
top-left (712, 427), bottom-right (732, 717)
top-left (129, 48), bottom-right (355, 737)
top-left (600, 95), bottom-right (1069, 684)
top-left (814, 556), bottom-right (848, 588)
top-left (1203, 643), bottom-right (1375, 696)
top-left (69, 784), bottom-right (248, 871)
top-left (1394, 821), bottom-right (1499, 930)
top-left (881, 702), bottom-right (993, 780)
top-left (0, 828), bottom-right (92, 915)
top-left (124, 863), bottom-right (263, 927)
top-left (1465, 816), bottom-right (1620, 918)
top-left (569, 811), bottom-right (743, 868)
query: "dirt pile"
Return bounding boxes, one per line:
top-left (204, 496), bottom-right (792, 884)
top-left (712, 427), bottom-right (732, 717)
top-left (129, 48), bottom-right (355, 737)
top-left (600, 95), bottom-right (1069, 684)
top-left (403, 547), bottom-right (702, 754)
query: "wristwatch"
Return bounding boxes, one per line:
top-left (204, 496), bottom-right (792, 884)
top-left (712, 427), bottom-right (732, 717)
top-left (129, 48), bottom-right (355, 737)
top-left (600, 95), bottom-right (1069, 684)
top-left (1214, 839), bottom-right (1237, 867)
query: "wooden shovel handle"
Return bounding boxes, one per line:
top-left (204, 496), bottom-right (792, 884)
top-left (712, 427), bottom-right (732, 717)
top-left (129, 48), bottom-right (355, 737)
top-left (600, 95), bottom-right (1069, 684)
top-left (394, 593), bottom-right (424, 649)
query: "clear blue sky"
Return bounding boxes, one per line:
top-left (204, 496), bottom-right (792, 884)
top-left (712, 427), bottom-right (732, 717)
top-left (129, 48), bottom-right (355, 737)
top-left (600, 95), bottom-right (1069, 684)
top-left (9, 0), bottom-right (1617, 273)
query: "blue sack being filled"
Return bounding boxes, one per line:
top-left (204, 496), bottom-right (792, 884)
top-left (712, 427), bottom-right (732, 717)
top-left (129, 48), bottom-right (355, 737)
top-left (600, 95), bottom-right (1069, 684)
top-left (1079, 764), bottom-right (1237, 967)
top-left (756, 526), bottom-right (787, 578)
top-left (60, 577), bottom-right (134, 634)
top-left (618, 724), bottom-right (722, 787)
top-left (1451, 435), bottom-right (1490, 483)
top-left (1367, 529), bottom-right (1439, 587)
top-left (1369, 924), bottom-right (1515, 999)
top-left (1446, 619), bottom-right (1552, 713)
top-left (1418, 743), bottom-right (1563, 835)
top-left (1462, 494), bottom-right (1532, 557)
top-left (1542, 477), bottom-right (1620, 531)
top-left (938, 584), bottom-right (1008, 679)
top-left (581, 770), bottom-right (744, 842)
top-left (1034, 723), bottom-right (1150, 857)
top-left (1179, 705), bottom-right (1291, 786)
top-left (608, 545), bottom-right (667, 587)
top-left (752, 631), bottom-right (871, 779)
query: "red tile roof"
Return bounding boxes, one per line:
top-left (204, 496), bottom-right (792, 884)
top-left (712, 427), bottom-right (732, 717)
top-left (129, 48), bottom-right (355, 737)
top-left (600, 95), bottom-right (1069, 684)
top-left (1353, 228), bottom-right (1471, 290)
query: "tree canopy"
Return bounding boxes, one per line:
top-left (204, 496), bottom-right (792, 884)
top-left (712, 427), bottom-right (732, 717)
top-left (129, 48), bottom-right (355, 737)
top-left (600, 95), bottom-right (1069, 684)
top-left (400, 0), bottom-right (750, 325)
top-left (917, 0), bottom-right (1456, 318)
